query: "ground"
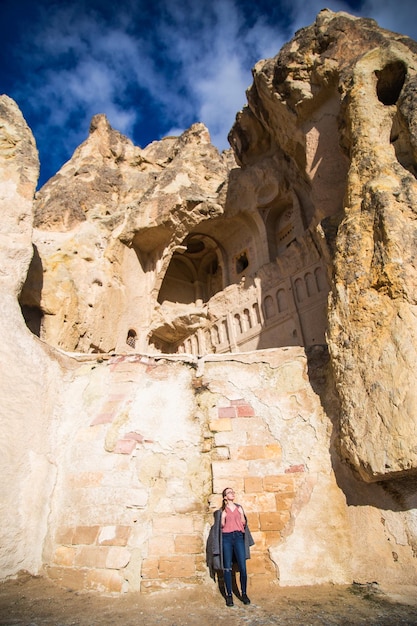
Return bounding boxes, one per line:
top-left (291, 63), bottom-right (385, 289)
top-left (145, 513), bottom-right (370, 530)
top-left (1, 573), bottom-right (417, 625)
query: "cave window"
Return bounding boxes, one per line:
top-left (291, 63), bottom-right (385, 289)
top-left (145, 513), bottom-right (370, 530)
top-left (126, 329), bottom-right (137, 348)
top-left (221, 319), bottom-right (229, 343)
top-left (264, 295), bottom-right (275, 319)
top-left (276, 288), bottom-right (287, 313)
top-left (211, 324), bottom-right (220, 345)
top-left (234, 313), bottom-right (243, 334)
top-left (235, 251), bottom-right (249, 274)
top-left (305, 272), bottom-right (315, 297)
top-left (315, 267), bottom-right (327, 292)
top-left (295, 278), bottom-right (306, 302)
top-left (253, 302), bottom-right (261, 325)
top-left (243, 308), bottom-right (252, 330)
top-left (375, 61), bottom-right (406, 106)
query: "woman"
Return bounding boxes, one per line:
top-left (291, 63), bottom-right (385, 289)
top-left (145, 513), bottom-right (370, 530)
top-left (206, 487), bottom-right (254, 607)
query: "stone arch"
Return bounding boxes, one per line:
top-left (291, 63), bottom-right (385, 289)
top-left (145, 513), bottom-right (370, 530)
top-left (157, 255), bottom-right (198, 304)
top-left (158, 233), bottom-right (227, 306)
top-left (264, 192), bottom-right (305, 261)
top-left (315, 267), bottom-right (327, 292)
top-left (295, 278), bottom-right (306, 303)
top-left (234, 313), bottom-right (243, 334)
top-left (126, 328), bottom-right (137, 348)
top-left (243, 308), bottom-right (252, 330)
top-left (305, 272), bottom-right (315, 297)
top-left (263, 295), bottom-right (275, 319)
top-left (276, 288), bottom-right (287, 313)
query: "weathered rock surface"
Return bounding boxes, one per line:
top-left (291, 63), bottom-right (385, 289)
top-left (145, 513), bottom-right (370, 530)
top-left (1, 8), bottom-right (417, 594)
top-left (228, 9), bottom-right (417, 482)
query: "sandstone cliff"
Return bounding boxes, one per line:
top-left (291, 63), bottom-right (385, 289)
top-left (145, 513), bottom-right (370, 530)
top-left (1, 9), bottom-right (417, 593)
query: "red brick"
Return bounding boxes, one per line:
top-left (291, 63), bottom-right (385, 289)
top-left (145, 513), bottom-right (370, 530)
top-left (113, 438), bottom-right (137, 454)
top-left (285, 464), bottom-right (305, 473)
top-left (236, 404), bottom-right (255, 417)
top-left (218, 406), bottom-right (237, 418)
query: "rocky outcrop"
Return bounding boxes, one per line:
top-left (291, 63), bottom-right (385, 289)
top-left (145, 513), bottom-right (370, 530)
top-left (2, 8), bottom-right (417, 593)
top-left (0, 95), bottom-right (69, 579)
top-left (228, 9), bottom-right (417, 482)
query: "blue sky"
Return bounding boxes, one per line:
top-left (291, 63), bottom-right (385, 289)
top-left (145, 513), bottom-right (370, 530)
top-left (1, 0), bottom-right (417, 188)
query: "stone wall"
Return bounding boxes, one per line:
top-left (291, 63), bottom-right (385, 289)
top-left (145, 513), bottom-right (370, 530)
top-left (38, 349), bottom-right (417, 593)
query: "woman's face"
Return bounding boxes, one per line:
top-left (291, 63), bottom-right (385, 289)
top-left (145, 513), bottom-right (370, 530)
top-left (224, 488), bottom-right (235, 502)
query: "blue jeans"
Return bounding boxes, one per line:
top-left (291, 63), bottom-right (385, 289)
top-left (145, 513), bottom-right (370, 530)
top-left (222, 531), bottom-right (247, 596)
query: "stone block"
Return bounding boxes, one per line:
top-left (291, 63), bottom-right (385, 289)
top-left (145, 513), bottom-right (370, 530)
top-left (218, 406), bottom-right (237, 418)
top-left (236, 404), bottom-right (255, 417)
top-left (263, 530), bottom-right (282, 544)
top-left (246, 512), bottom-right (260, 530)
top-left (259, 511), bottom-right (290, 532)
top-left (147, 535), bottom-right (175, 557)
top-left (264, 444), bottom-right (282, 459)
top-left (213, 446), bottom-right (230, 459)
top-left (247, 552), bottom-right (270, 574)
top-left (153, 515), bottom-right (194, 534)
top-left (75, 546), bottom-right (108, 568)
top-left (212, 477), bottom-right (244, 495)
top-left (248, 459), bottom-right (283, 476)
top-left (113, 438), bottom-right (137, 454)
top-left (158, 555), bottom-right (196, 578)
top-left (237, 445), bottom-right (265, 460)
top-left (242, 492), bottom-right (277, 511)
top-left (45, 566), bottom-right (87, 591)
top-left (211, 460), bottom-right (249, 482)
top-left (275, 492), bottom-right (295, 511)
top-left (263, 475), bottom-right (295, 492)
top-left (97, 525), bottom-right (131, 546)
top-left (86, 568), bottom-right (124, 593)
top-left (244, 476), bottom-right (263, 493)
top-left (141, 557), bottom-right (159, 579)
top-left (209, 418), bottom-right (232, 432)
top-left (73, 525), bottom-right (100, 545)
top-left (55, 526), bottom-right (74, 544)
top-left (53, 546), bottom-right (76, 566)
top-left (106, 546), bottom-right (131, 569)
top-left (174, 534), bottom-right (203, 554)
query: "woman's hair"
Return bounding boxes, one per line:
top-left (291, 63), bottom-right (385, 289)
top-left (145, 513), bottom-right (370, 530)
top-left (222, 487), bottom-right (231, 510)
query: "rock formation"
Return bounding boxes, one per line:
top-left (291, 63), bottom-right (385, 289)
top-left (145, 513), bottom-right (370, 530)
top-left (1, 9), bottom-right (417, 593)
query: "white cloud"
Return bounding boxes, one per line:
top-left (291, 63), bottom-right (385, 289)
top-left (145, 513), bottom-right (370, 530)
top-left (11, 0), bottom-right (417, 183)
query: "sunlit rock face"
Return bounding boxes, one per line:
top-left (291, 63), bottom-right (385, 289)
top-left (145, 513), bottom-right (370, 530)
top-left (229, 9), bottom-right (417, 483)
top-left (3, 9), bottom-right (417, 594)
top-left (19, 10), bottom-right (417, 482)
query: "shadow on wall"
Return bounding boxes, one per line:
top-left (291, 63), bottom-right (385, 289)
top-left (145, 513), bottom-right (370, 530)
top-left (19, 244), bottom-right (44, 337)
top-left (305, 344), bottom-right (417, 513)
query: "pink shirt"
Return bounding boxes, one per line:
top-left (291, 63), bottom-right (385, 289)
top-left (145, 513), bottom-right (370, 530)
top-left (222, 506), bottom-right (245, 533)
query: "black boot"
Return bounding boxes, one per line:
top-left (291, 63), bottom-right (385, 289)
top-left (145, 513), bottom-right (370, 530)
top-left (226, 594), bottom-right (234, 607)
top-left (241, 593), bottom-right (250, 605)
